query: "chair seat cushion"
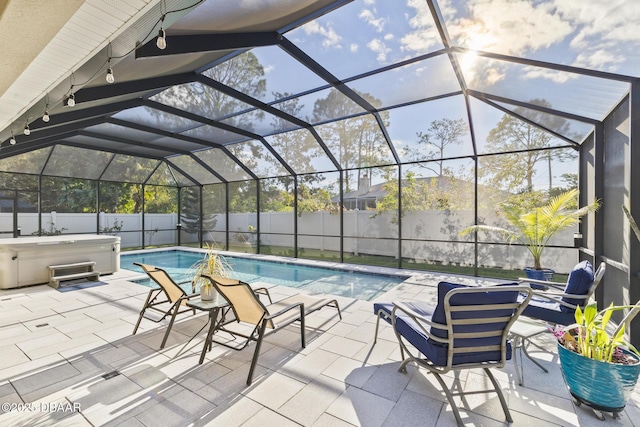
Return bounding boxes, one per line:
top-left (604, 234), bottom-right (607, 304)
top-left (561, 260), bottom-right (594, 312)
top-left (374, 301), bottom-right (436, 326)
top-left (520, 294), bottom-right (576, 325)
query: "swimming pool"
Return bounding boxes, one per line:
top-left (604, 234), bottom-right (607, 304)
top-left (121, 250), bottom-right (407, 301)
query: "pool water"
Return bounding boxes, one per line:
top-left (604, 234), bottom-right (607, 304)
top-left (121, 250), bottom-right (406, 301)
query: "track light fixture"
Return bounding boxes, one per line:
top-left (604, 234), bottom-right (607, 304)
top-left (65, 93), bottom-right (75, 107)
top-left (106, 67), bottom-right (115, 84)
top-left (23, 123), bottom-right (30, 136)
top-left (9, 132), bottom-right (16, 145)
top-left (42, 108), bottom-right (50, 123)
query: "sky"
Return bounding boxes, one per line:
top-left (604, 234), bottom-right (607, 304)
top-left (11, 0), bottom-right (629, 191)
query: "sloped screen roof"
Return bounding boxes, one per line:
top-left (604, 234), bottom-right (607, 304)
top-left (1, 0), bottom-right (635, 185)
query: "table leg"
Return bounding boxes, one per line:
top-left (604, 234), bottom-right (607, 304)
top-left (521, 339), bottom-right (549, 373)
top-left (512, 336), bottom-right (524, 386)
top-left (199, 307), bottom-right (220, 364)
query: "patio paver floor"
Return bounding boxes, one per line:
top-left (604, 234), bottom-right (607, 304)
top-left (1, 267), bottom-right (639, 426)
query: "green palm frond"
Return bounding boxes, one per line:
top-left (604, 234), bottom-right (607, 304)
top-left (460, 189), bottom-right (600, 270)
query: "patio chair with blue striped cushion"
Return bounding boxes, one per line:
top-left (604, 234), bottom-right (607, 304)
top-left (389, 282), bottom-right (532, 427)
top-left (518, 261), bottom-right (605, 326)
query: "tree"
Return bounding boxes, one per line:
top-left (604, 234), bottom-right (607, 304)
top-left (407, 118), bottom-right (468, 176)
top-left (481, 99), bottom-right (576, 193)
top-left (151, 51), bottom-right (266, 131)
top-left (180, 186), bottom-right (216, 239)
top-left (312, 89), bottom-right (389, 192)
top-left (41, 177), bottom-right (97, 213)
top-left (144, 185), bottom-right (177, 213)
top-left (297, 184), bottom-right (334, 216)
top-left (267, 92), bottom-right (322, 192)
top-left (374, 167), bottom-right (476, 223)
top-left (228, 181), bottom-right (257, 213)
top-left (375, 170), bottom-right (423, 224)
top-left (259, 177), bottom-right (294, 213)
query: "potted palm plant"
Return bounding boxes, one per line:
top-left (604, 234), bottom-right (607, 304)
top-left (556, 302), bottom-right (640, 420)
top-left (460, 189), bottom-right (600, 280)
top-left (188, 245), bottom-right (232, 302)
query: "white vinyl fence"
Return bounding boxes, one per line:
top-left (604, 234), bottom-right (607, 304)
top-left (0, 209), bottom-right (578, 273)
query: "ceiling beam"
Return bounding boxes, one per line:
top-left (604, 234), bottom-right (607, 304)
top-left (135, 32), bottom-right (280, 59)
top-left (5, 116), bottom-right (107, 145)
top-left (479, 98), bottom-right (581, 148)
top-left (278, 36), bottom-right (376, 113)
top-left (0, 133), bottom-right (76, 159)
top-left (79, 130), bottom-right (190, 156)
top-left (59, 140), bottom-right (164, 161)
top-left (143, 99), bottom-right (262, 141)
top-left (451, 46), bottom-right (638, 83)
top-left (75, 73), bottom-right (197, 104)
top-left (106, 117), bottom-right (218, 148)
top-left (196, 74), bottom-right (310, 128)
top-left (468, 90), bottom-right (600, 125)
top-left (25, 99), bottom-right (143, 134)
top-left (107, 117), bottom-right (257, 181)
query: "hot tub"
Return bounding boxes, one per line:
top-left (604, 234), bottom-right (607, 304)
top-left (0, 234), bottom-right (120, 289)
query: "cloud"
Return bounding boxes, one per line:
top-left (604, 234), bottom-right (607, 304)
top-left (359, 9), bottom-right (386, 32)
top-left (573, 49), bottom-right (624, 71)
top-left (522, 67), bottom-right (574, 84)
top-left (303, 21), bottom-right (342, 48)
top-left (263, 65), bottom-right (275, 74)
top-left (485, 68), bottom-right (505, 85)
top-left (367, 39), bottom-right (391, 62)
top-left (400, 31), bottom-right (441, 53)
top-left (554, 0), bottom-right (640, 73)
top-left (399, 0), bottom-right (446, 53)
top-left (350, 44), bottom-right (359, 53)
top-left (439, 0), bottom-right (579, 85)
top-left (555, 0), bottom-right (640, 46)
top-left (450, 0), bottom-right (572, 54)
top-left (447, 0), bottom-right (640, 78)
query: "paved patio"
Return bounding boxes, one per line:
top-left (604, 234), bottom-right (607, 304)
top-left (1, 265), bottom-right (639, 427)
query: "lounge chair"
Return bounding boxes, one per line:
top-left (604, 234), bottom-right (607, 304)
top-left (133, 264), bottom-right (274, 349)
top-left (518, 261), bottom-right (605, 325)
top-left (132, 263), bottom-right (201, 349)
top-left (383, 282), bottom-right (532, 426)
top-left (202, 274), bottom-right (342, 385)
top-left (206, 275), bottom-right (272, 304)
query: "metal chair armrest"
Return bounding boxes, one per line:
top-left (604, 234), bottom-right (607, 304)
top-left (265, 302), bottom-right (304, 320)
top-left (392, 302), bottom-right (449, 344)
top-left (518, 277), bottom-right (566, 291)
top-left (530, 289), bottom-right (588, 310)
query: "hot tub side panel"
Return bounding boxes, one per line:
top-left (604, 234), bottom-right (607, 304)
top-left (0, 235), bottom-right (120, 289)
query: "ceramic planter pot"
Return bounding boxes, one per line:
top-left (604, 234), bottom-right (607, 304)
top-left (524, 267), bottom-right (554, 281)
top-left (558, 342), bottom-right (640, 412)
top-left (200, 283), bottom-right (217, 302)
